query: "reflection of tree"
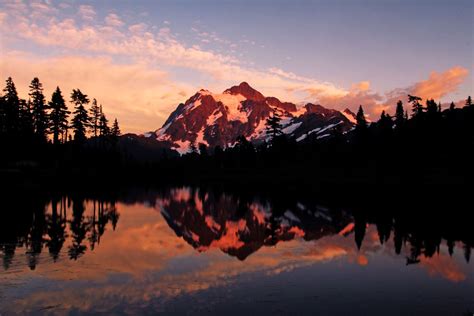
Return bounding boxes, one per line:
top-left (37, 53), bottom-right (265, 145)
top-left (68, 197), bottom-right (88, 260)
top-left (0, 194), bottom-right (121, 270)
top-left (26, 199), bottom-right (48, 270)
top-left (46, 196), bottom-right (67, 261)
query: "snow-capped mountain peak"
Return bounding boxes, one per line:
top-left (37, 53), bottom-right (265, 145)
top-left (151, 82), bottom-right (356, 154)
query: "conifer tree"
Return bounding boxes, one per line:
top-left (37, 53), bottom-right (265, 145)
top-left (1, 77), bottom-right (20, 135)
top-left (29, 77), bottom-right (48, 142)
top-left (99, 112), bottom-right (110, 136)
top-left (426, 99), bottom-right (438, 116)
top-left (70, 89), bottom-right (90, 142)
top-left (49, 87), bottom-right (70, 145)
top-left (355, 105), bottom-right (367, 130)
top-left (466, 96), bottom-right (472, 107)
top-left (89, 98), bottom-right (101, 137)
top-left (18, 99), bottom-right (34, 138)
top-left (408, 94), bottom-right (423, 117)
top-left (111, 118), bottom-right (121, 137)
top-left (449, 102), bottom-right (456, 111)
top-left (394, 100), bottom-right (405, 128)
top-left (265, 109), bottom-right (283, 141)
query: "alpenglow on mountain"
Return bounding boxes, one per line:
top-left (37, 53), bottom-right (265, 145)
top-left (145, 82), bottom-right (356, 154)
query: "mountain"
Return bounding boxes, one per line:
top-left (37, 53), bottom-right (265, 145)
top-left (146, 82), bottom-right (355, 154)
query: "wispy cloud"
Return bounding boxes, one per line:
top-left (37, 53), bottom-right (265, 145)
top-left (0, 0), bottom-right (469, 131)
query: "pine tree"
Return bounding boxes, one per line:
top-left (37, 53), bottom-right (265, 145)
top-left (99, 112), bottom-right (110, 136)
top-left (29, 77), bottom-right (48, 142)
top-left (466, 96), bottom-right (472, 107)
top-left (394, 100), bottom-right (405, 128)
top-left (426, 99), bottom-right (437, 114)
top-left (89, 98), bottom-right (101, 137)
top-left (1, 77), bottom-right (20, 135)
top-left (70, 89), bottom-right (90, 142)
top-left (265, 109), bottom-right (283, 141)
top-left (49, 87), bottom-right (70, 145)
top-left (18, 99), bottom-right (34, 138)
top-left (449, 102), bottom-right (456, 111)
top-left (408, 94), bottom-right (423, 117)
top-left (355, 105), bottom-right (367, 130)
top-left (111, 118), bottom-right (121, 137)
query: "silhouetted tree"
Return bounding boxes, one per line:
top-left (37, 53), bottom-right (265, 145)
top-left (408, 94), bottom-right (423, 117)
top-left (49, 87), bottom-right (70, 145)
top-left (29, 77), bottom-right (48, 142)
top-left (1, 77), bottom-right (20, 135)
top-left (111, 118), bottom-right (121, 137)
top-left (426, 99), bottom-right (438, 116)
top-left (449, 101), bottom-right (456, 111)
top-left (18, 99), bottom-right (34, 138)
top-left (70, 89), bottom-right (90, 143)
top-left (265, 109), bottom-right (283, 141)
top-left (466, 96), bottom-right (472, 107)
top-left (89, 98), bottom-right (101, 137)
top-left (99, 110), bottom-right (110, 136)
top-left (355, 105), bottom-right (368, 131)
top-left (394, 100), bottom-right (405, 128)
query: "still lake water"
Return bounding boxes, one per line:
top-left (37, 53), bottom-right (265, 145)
top-left (0, 187), bottom-right (473, 315)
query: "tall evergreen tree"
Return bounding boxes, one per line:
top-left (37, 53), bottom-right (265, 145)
top-left (18, 99), bottom-right (34, 138)
top-left (408, 94), bottom-right (423, 117)
top-left (265, 109), bottom-right (283, 141)
top-left (1, 77), bottom-right (20, 135)
top-left (49, 87), bottom-right (70, 145)
top-left (355, 105), bottom-right (368, 130)
top-left (89, 98), bottom-right (101, 137)
top-left (70, 89), bottom-right (90, 143)
top-left (449, 101), bottom-right (456, 111)
top-left (466, 96), bottom-right (472, 107)
top-left (394, 100), bottom-right (405, 128)
top-left (111, 118), bottom-right (121, 137)
top-left (99, 111), bottom-right (110, 136)
top-left (426, 99), bottom-right (438, 116)
top-left (29, 77), bottom-right (48, 142)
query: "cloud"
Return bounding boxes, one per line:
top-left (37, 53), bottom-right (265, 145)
top-left (0, 1), bottom-right (469, 130)
top-left (0, 53), bottom-right (194, 133)
top-left (411, 66), bottom-right (469, 100)
top-left (313, 66), bottom-right (469, 118)
top-left (105, 13), bottom-right (123, 27)
top-left (78, 5), bottom-right (96, 21)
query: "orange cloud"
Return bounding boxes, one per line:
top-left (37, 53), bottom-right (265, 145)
top-left (419, 253), bottom-right (467, 283)
top-left (412, 66), bottom-right (469, 100)
top-left (0, 53), bottom-right (194, 133)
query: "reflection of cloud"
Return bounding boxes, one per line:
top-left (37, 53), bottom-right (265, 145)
top-left (419, 253), bottom-right (466, 283)
top-left (3, 198), bottom-right (471, 316)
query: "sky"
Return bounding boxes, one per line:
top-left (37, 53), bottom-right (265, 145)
top-left (0, 0), bottom-right (472, 133)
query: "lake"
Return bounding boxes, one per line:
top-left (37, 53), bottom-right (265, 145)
top-left (0, 186), bottom-right (473, 315)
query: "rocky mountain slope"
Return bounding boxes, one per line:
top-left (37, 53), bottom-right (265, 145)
top-left (146, 82), bottom-right (356, 154)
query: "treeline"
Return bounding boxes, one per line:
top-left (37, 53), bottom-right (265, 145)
top-left (0, 77), bottom-right (123, 175)
top-left (161, 94), bottom-right (474, 192)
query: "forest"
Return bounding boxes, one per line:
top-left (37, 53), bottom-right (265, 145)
top-left (0, 76), bottom-right (473, 196)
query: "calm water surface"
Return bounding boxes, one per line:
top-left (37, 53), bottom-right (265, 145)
top-left (0, 187), bottom-right (473, 315)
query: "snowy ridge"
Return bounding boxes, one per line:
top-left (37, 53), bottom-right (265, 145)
top-left (150, 82), bottom-right (356, 154)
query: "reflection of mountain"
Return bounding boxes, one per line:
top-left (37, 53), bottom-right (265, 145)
top-left (157, 187), bottom-right (353, 260)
